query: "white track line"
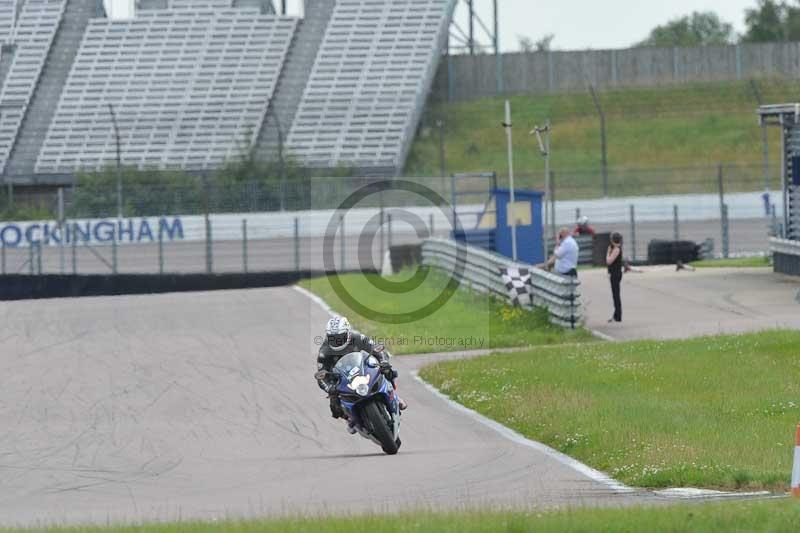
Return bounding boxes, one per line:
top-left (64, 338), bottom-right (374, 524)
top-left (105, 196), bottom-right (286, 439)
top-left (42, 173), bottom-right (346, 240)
top-left (293, 283), bottom-right (776, 501)
top-left (292, 285), bottom-right (336, 318)
top-left (590, 329), bottom-right (617, 342)
top-left (411, 370), bottom-right (636, 494)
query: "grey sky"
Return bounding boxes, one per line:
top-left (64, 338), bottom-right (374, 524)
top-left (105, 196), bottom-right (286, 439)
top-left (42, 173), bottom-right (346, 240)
top-left (106, 0), bottom-right (758, 51)
top-left (454, 0), bottom-right (759, 52)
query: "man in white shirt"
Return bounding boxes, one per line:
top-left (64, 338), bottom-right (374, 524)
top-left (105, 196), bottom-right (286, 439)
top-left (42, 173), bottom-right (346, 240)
top-left (545, 227), bottom-right (579, 277)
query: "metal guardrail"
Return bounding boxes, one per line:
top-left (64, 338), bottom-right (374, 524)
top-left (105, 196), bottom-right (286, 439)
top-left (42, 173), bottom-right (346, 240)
top-left (421, 238), bottom-right (581, 329)
top-left (771, 237), bottom-right (800, 276)
top-left (770, 237), bottom-right (800, 257)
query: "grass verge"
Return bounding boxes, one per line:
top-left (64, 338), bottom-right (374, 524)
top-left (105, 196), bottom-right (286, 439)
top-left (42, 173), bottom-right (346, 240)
top-left (405, 79), bottom-right (800, 197)
top-left (691, 256), bottom-right (771, 268)
top-left (26, 499), bottom-right (799, 532)
top-left (420, 331), bottom-right (800, 491)
top-left (299, 269), bottom-right (594, 355)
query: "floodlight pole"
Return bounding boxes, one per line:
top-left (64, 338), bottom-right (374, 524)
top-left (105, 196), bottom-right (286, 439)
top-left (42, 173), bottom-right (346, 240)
top-left (530, 121), bottom-right (552, 259)
top-left (503, 100), bottom-right (517, 262)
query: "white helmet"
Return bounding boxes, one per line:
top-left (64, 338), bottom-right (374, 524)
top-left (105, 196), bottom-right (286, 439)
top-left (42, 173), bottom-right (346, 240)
top-left (325, 316), bottom-right (352, 351)
top-left (578, 215), bottom-right (589, 226)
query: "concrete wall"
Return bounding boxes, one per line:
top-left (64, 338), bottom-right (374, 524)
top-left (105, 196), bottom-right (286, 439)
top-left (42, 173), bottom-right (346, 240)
top-left (433, 42), bottom-right (800, 101)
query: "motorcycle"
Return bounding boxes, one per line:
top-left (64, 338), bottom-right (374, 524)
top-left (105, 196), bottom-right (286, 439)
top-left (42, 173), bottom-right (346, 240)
top-left (316, 350), bottom-right (402, 455)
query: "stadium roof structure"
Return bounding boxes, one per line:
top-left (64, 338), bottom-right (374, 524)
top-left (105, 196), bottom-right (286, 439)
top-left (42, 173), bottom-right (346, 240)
top-left (0, 0), bottom-right (456, 183)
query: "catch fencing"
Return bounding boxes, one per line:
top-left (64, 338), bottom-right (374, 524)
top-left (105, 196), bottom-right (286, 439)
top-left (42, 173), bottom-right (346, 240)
top-left (421, 238), bottom-right (581, 328)
top-left (0, 173), bottom-right (783, 276)
top-left (434, 41), bottom-right (800, 101)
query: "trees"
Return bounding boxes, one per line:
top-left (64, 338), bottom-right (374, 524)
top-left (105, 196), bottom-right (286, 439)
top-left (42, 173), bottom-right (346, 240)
top-left (637, 11), bottom-right (734, 47)
top-left (517, 33), bottom-right (554, 53)
top-left (742, 0), bottom-right (800, 42)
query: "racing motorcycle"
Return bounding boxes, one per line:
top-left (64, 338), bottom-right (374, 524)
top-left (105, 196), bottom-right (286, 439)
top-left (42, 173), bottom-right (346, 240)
top-left (316, 350), bottom-right (402, 455)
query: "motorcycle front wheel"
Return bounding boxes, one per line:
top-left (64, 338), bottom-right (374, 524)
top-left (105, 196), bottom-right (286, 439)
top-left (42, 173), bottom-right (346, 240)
top-left (363, 400), bottom-right (398, 455)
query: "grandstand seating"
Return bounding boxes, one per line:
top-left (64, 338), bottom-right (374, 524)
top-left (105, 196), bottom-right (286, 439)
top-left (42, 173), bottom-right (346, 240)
top-left (0, 0), bottom-right (65, 175)
top-left (35, 9), bottom-right (297, 172)
top-left (285, 0), bottom-right (454, 173)
top-left (0, 1), bottom-right (15, 45)
top-left (0, 0), bottom-right (455, 179)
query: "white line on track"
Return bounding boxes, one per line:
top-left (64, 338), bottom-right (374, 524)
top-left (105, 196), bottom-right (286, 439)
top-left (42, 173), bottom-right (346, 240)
top-left (293, 285), bottom-right (336, 317)
top-left (410, 370), bottom-right (637, 494)
top-left (590, 329), bottom-right (617, 341)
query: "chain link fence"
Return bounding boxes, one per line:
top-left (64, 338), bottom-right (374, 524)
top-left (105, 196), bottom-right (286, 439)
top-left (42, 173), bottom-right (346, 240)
top-left (0, 171), bottom-right (781, 275)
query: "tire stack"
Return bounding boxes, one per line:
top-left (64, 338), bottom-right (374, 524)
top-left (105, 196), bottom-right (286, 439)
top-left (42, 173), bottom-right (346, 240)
top-left (647, 240), bottom-right (699, 265)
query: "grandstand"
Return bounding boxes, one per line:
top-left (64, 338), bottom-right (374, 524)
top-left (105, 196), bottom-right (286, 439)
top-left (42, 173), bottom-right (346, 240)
top-left (0, 0), bottom-right (455, 186)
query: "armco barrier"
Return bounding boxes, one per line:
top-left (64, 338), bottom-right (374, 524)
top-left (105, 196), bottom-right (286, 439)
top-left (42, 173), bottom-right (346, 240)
top-left (421, 238), bottom-right (581, 328)
top-left (771, 237), bottom-right (800, 276)
top-left (0, 270), bottom-right (375, 301)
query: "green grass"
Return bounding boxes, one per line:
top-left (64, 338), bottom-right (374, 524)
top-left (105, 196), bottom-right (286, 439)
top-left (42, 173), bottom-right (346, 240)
top-left (299, 269), bottom-right (593, 355)
top-left (406, 79), bottom-right (800, 198)
top-left (691, 256), bottom-right (772, 268)
top-left (420, 331), bottom-right (800, 491)
top-left (22, 499), bottom-right (800, 532)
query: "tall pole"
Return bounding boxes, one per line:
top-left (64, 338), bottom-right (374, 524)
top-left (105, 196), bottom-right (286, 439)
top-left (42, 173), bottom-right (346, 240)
top-left (531, 121), bottom-right (552, 260)
top-left (589, 86), bottom-right (608, 197)
top-left (108, 103), bottom-right (122, 219)
top-left (468, 0), bottom-right (475, 55)
top-left (493, 0), bottom-right (502, 94)
top-left (751, 80), bottom-right (769, 192)
top-left (503, 100), bottom-right (517, 261)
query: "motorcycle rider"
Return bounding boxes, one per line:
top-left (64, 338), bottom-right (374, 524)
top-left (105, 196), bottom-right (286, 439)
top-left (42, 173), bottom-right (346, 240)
top-left (316, 316), bottom-right (407, 432)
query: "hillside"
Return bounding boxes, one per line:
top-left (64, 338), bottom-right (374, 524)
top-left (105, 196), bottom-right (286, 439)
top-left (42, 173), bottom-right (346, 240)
top-left (406, 79), bottom-right (800, 198)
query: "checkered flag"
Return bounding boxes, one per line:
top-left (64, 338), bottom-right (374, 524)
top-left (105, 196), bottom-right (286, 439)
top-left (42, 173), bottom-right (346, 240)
top-left (499, 267), bottom-right (532, 307)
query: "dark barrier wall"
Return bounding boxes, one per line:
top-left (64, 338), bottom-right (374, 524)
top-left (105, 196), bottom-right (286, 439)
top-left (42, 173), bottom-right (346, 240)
top-left (0, 271), bottom-right (376, 301)
top-left (774, 253), bottom-right (800, 277)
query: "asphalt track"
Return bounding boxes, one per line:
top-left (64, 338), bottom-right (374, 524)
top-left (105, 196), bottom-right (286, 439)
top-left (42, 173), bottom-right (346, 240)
top-left (581, 266), bottom-right (800, 341)
top-left (0, 286), bottom-right (656, 527)
top-left (1, 267), bottom-right (796, 526)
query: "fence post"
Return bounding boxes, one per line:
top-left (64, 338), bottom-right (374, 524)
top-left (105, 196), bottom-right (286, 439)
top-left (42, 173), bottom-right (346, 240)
top-left (629, 204), bottom-right (637, 262)
top-left (71, 223), bottom-right (77, 274)
top-left (339, 213), bottom-right (345, 271)
top-left (158, 218), bottom-right (164, 275)
top-left (58, 188), bottom-right (65, 274)
top-left (111, 233), bottom-right (118, 274)
top-left (429, 212), bottom-right (434, 238)
top-left (771, 203), bottom-right (779, 237)
top-left (294, 217), bottom-right (300, 273)
top-left (28, 243), bottom-right (34, 275)
top-left (575, 207), bottom-right (581, 222)
top-left (36, 242), bottom-right (42, 275)
top-left (673, 204), bottom-right (679, 240)
top-left (722, 204), bottom-right (730, 258)
top-left (387, 213), bottom-right (393, 250)
top-left (1, 242), bottom-right (5, 275)
top-left (204, 212), bottom-right (212, 274)
top-left (718, 163), bottom-right (728, 258)
top-left (242, 218), bottom-right (248, 274)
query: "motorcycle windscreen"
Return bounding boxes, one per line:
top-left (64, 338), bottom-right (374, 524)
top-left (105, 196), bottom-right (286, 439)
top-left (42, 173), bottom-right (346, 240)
top-left (331, 351), bottom-right (368, 379)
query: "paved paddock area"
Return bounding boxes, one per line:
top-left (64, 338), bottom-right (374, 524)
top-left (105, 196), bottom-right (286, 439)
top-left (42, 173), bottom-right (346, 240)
top-left (580, 267), bottom-right (800, 341)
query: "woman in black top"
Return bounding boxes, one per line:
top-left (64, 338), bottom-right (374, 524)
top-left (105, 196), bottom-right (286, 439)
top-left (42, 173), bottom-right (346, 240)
top-left (606, 232), bottom-right (623, 323)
